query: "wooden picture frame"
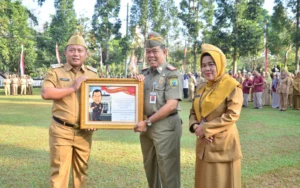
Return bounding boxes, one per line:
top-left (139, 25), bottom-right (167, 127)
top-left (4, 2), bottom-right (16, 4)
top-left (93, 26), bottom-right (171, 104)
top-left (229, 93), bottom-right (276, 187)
top-left (80, 78), bottom-right (144, 129)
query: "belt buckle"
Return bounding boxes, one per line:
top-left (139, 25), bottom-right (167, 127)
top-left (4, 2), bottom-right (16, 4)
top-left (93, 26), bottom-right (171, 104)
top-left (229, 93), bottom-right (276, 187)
top-left (73, 123), bottom-right (80, 129)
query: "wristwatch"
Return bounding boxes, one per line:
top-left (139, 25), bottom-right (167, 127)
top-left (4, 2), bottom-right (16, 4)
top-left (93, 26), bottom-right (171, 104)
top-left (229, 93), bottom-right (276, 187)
top-left (146, 118), bottom-right (152, 127)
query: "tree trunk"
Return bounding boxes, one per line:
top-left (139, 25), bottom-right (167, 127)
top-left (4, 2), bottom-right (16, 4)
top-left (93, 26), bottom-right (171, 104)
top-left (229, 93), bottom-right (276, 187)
top-left (296, 0), bottom-right (300, 72)
top-left (193, 42), bottom-right (197, 73)
top-left (284, 44), bottom-right (292, 69)
top-left (233, 47), bottom-right (237, 74)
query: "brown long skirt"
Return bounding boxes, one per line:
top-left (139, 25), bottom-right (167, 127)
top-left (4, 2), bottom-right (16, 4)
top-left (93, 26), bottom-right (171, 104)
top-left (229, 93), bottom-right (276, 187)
top-left (293, 95), bottom-right (300, 110)
top-left (195, 158), bottom-right (241, 188)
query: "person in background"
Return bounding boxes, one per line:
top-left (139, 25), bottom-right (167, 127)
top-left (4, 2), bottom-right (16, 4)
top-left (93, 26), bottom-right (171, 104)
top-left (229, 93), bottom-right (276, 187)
top-left (188, 72), bottom-right (196, 101)
top-left (183, 73), bottom-right (189, 99)
top-left (236, 71), bottom-right (244, 84)
top-left (41, 33), bottom-right (98, 187)
top-left (252, 70), bottom-right (264, 109)
top-left (189, 44), bottom-right (242, 188)
top-left (288, 73), bottom-right (294, 108)
top-left (134, 32), bottom-right (182, 188)
top-left (20, 75), bottom-right (27, 95)
top-left (271, 72), bottom-right (280, 108)
top-left (196, 72), bottom-right (205, 86)
top-left (3, 74), bottom-right (11, 96)
top-left (292, 71), bottom-right (300, 110)
top-left (11, 74), bottom-right (18, 95)
top-left (242, 72), bottom-right (253, 107)
top-left (277, 69), bottom-right (290, 111)
top-left (26, 75), bottom-right (34, 95)
top-left (262, 71), bottom-right (272, 106)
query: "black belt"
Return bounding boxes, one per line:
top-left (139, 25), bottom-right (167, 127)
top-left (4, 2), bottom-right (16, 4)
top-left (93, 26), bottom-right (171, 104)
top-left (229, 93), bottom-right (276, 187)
top-left (53, 116), bottom-right (77, 128)
top-left (146, 112), bottom-right (178, 118)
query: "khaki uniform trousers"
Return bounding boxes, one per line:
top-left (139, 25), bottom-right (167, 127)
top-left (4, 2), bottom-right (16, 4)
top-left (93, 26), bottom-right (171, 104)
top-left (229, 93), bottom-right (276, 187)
top-left (188, 86), bottom-right (195, 101)
top-left (5, 85), bottom-right (10, 95)
top-left (288, 94), bottom-right (293, 107)
top-left (21, 84), bottom-right (26, 95)
top-left (279, 93), bottom-right (288, 111)
top-left (49, 120), bottom-right (93, 188)
top-left (27, 84), bottom-right (33, 95)
top-left (12, 84), bottom-right (18, 95)
top-left (140, 115), bottom-right (182, 188)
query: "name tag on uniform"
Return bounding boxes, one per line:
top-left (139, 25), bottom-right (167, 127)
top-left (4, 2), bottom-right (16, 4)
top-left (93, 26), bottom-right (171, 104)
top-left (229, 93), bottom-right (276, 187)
top-left (149, 92), bottom-right (157, 104)
top-left (60, 78), bottom-right (70, 81)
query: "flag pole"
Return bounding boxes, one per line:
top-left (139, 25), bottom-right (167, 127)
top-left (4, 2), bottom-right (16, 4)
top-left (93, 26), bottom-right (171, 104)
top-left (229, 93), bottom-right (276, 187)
top-left (20, 43), bottom-right (25, 76)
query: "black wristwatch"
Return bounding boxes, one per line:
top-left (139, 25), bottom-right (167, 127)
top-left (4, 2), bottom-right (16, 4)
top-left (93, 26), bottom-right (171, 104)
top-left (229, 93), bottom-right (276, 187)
top-left (146, 118), bottom-right (152, 127)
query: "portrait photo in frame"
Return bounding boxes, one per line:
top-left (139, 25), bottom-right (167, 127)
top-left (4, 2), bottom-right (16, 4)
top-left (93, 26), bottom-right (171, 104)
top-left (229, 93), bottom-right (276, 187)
top-left (80, 78), bottom-right (144, 129)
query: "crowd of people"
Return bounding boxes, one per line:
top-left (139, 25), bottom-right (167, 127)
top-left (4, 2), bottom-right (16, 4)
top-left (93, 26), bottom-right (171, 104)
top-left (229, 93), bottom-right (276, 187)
top-left (2, 74), bottom-right (34, 95)
top-left (184, 68), bottom-right (300, 111)
top-left (240, 69), bottom-right (300, 111)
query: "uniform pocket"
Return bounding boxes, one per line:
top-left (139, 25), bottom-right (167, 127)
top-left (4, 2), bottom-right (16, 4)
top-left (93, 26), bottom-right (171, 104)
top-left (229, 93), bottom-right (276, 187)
top-left (210, 130), bottom-right (234, 152)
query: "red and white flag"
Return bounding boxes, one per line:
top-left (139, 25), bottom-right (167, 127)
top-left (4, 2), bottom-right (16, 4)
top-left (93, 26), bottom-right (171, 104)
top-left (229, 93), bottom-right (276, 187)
top-left (99, 47), bottom-right (105, 77)
top-left (20, 43), bottom-right (24, 76)
top-left (56, 42), bottom-right (61, 64)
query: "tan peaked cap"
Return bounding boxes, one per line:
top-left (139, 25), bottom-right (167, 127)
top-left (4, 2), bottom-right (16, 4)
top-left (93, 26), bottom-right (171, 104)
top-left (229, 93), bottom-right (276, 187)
top-left (67, 32), bottom-right (87, 48)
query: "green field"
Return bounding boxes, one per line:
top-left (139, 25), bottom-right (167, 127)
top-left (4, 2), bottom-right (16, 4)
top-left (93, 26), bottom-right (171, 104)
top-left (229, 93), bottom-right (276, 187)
top-left (0, 88), bottom-right (299, 188)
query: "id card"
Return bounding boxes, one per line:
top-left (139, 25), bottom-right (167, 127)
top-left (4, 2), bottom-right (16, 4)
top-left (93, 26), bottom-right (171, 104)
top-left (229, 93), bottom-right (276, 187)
top-left (149, 92), bottom-right (157, 104)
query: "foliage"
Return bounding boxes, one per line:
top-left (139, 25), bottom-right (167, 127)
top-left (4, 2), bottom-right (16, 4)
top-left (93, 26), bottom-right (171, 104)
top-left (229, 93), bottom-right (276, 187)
top-left (210, 0), bottom-right (265, 73)
top-left (178, 0), bottom-right (214, 72)
top-left (0, 0), bottom-right (37, 74)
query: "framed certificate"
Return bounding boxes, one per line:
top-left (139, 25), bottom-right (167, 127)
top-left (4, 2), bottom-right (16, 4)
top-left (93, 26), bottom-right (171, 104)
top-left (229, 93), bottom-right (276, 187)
top-left (80, 78), bottom-right (144, 129)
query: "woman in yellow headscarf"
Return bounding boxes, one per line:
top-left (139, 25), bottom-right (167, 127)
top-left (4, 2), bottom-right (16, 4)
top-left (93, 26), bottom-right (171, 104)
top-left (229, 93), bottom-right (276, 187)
top-left (189, 44), bottom-right (243, 188)
top-left (293, 71), bottom-right (300, 110)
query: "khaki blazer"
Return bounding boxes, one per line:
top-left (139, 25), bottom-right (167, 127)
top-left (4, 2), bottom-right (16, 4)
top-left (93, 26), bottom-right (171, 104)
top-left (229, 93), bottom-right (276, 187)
top-left (189, 86), bottom-right (243, 162)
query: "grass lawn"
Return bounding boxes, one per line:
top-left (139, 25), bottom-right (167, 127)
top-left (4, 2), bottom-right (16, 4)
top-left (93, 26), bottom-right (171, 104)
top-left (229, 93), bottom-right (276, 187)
top-left (0, 88), bottom-right (299, 187)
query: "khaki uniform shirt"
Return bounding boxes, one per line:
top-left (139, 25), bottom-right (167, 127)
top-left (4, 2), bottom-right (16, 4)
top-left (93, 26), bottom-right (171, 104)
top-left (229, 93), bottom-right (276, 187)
top-left (188, 76), bottom-right (196, 88)
top-left (143, 62), bottom-right (182, 116)
top-left (12, 78), bottom-right (18, 84)
top-left (3, 79), bottom-right (11, 85)
top-left (20, 78), bottom-right (26, 85)
top-left (42, 63), bottom-right (98, 124)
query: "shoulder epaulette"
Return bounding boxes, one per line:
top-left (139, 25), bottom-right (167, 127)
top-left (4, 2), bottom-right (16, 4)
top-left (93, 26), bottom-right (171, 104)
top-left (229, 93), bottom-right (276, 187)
top-left (142, 67), bottom-right (149, 72)
top-left (86, 65), bottom-right (97, 73)
top-left (51, 64), bottom-right (63, 69)
top-left (166, 64), bottom-right (177, 71)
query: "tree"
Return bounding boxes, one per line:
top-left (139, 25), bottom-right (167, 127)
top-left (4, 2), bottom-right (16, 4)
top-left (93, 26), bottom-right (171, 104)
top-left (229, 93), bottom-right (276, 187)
top-left (210, 0), bottom-right (265, 74)
top-left (91, 0), bottom-right (121, 65)
top-left (130, 0), bottom-right (179, 67)
top-left (178, 0), bottom-right (214, 72)
top-left (0, 0), bottom-right (37, 74)
top-left (268, 0), bottom-right (294, 69)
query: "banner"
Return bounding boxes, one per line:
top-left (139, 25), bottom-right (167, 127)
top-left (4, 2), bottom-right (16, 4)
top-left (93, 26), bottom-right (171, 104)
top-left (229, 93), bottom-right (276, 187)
top-left (20, 43), bottom-right (24, 76)
top-left (56, 42), bottom-right (61, 64)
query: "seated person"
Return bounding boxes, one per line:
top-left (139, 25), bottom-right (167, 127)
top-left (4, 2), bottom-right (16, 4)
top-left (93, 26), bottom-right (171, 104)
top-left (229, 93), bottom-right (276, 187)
top-left (90, 89), bottom-right (103, 121)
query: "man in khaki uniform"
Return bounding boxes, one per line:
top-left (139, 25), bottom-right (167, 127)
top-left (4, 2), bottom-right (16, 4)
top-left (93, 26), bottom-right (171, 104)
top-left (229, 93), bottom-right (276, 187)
top-left (26, 75), bottom-right (34, 95)
top-left (20, 75), bottom-right (27, 95)
top-left (41, 33), bottom-right (98, 188)
top-left (3, 75), bottom-right (11, 95)
top-left (11, 74), bottom-right (18, 95)
top-left (134, 32), bottom-right (182, 188)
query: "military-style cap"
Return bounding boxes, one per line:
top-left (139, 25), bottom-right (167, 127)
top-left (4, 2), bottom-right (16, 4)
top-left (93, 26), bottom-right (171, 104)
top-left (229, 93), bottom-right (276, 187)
top-left (67, 32), bottom-right (87, 48)
top-left (145, 32), bottom-right (165, 48)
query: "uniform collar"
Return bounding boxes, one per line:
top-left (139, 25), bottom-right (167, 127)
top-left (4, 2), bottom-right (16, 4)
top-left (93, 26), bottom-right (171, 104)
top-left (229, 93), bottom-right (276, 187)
top-left (150, 61), bottom-right (167, 74)
top-left (64, 62), bottom-right (86, 72)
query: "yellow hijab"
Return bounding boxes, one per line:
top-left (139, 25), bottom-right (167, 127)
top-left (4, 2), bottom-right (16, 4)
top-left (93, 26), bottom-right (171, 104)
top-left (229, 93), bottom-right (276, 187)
top-left (193, 44), bottom-right (241, 122)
